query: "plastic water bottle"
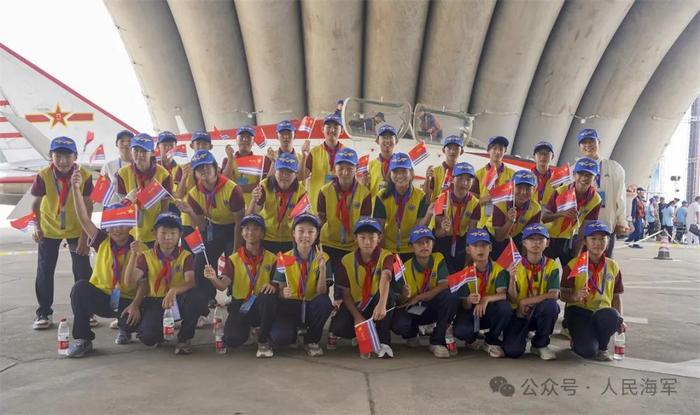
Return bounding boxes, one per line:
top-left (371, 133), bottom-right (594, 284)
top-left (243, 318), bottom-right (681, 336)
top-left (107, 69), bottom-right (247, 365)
top-left (327, 332), bottom-right (338, 350)
top-left (213, 318), bottom-right (226, 355)
top-left (613, 332), bottom-right (625, 360)
top-left (57, 318), bottom-right (69, 356)
top-left (445, 324), bottom-right (457, 355)
top-left (163, 308), bottom-right (175, 342)
top-left (212, 306), bottom-right (223, 334)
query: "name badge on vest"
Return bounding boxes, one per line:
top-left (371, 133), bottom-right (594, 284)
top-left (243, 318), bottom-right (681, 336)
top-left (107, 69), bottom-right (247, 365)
top-left (110, 287), bottom-right (121, 312)
top-left (599, 190), bottom-right (606, 208)
top-left (60, 210), bottom-right (66, 230)
top-left (206, 220), bottom-right (214, 244)
top-left (236, 176), bottom-right (248, 185)
top-left (407, 304), bottom-right (426, 316)
top-left (240, 294), bottom-right (256, 314)
top-left (170, 301), bottom-right (181, 321)
top-left (324, 173), bottom-right (334, 184)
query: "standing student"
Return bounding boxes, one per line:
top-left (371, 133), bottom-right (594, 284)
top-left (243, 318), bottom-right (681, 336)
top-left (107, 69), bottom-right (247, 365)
top-left (626, 187), bottom-right (646, 248)
top-left (373, 152), bottom-right (430, 262)
top-left (490, 170), bottom-right (542, 258)
top-left (503, 224), bottom-right (560, 360)
top-left (270, 214), bottom-right (334, 357)
top-left (530, 141), bottom-right (557, 205)
top-left (317, 147), bottom-right (372, 271)
top-left (391, 226), bottom-right (459, 358)
top-left (100, 130), bottom-right (134, 204)
top-left (31, 136), bottom-right (93, 329)
top-left (358, 123), bottom-right (398, 201)
top-left (175, 150), bottom-right (244, 308)
top-left (472, 136), bottom-right (516, 228)
top-left (263, 120), bottom-right (304, 177)
top-left (248, 152), bottom-right (307, 254)
top-left (125, 213), bottom-right (208, 355)
top-left (116, 133), bottom-right (172, 246)
top-left (156, 131), bottom-right (182, 215)
top-left (452, 229), bottom-right (511, 358)
top-left (303, 113), bottom-right (344, 212)
top-left (330, 217), bottom-right (396, 358)
top-left (433, 162), bottom-right (480, 273)
top-left (424, 135), bottom-right (464, 202)
top-left (203, 214), bottom-right (278, 358)
top-left (561, 221), bottom-right (626, 361)
top-left (66, 171), bottom-right (143, 357)
top-left (173, 130), bottom-right (214, 240)
top-left (221, 126), bottom-right (261, 206)
top-left (542, 157), bottom-right (601, 264)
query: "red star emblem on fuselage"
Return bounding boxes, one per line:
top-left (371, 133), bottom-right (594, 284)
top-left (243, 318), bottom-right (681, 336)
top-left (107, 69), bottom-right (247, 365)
top-left (47, 104), bottom-right (69, 127)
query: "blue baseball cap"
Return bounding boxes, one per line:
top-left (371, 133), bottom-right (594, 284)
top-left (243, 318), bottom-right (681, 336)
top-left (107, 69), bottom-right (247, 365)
top-left (116, 130), bottom-right (135, 142)
top-left (376, 123), bottom-right (398, 137)
top-left (49, 136), bottom-right (78, 153)
top-left (191, 130), bottom-right (211, 143)
top-left (335, 148), bottom-right (358, 166)
top-left (577, 128), bottom-right (599, 144)
top-left (409, 226), bottom-right (435, 244)
top-left (276, 120), bottom-right (295, 133)
top-left (513, 170), bottom-right (536, 187)
top-left (323, 113), bottom-right (342, 125)
top-left (522, 223), bottom-right (549, 239)
top-left (583, 220), bottom-right (611, 237)
top-left (275, 152), bottom-right (299, 173)
top-left (453, 162), bottom-right (475, 177)
top-left (236, 126), bottom-right (255, 136)
top-left (389, 152), bottom-right (412, 171)
top-left (533, 140), bottom-right (554, 154)
top-left (354, 217), bottom-right (382, 234)
top-left (293, 212), bottom-right (321, 229)
top-left (442, 135), bottom-right (463, 148)
top-left (573, 157), bottom-right (599, 176)
top-left (157, 131), bottom-right (177, 144)
top-left (487, 136), bottom-right (509, 149)
top-left (467, 228), bottom-right (492, 245)
top-left (191, 150), bottom-right (217, 170)
top-left (153, 212), bottom-right (182, 231)
top-left (131, 133), bottom-right (154, 152)
top-left (241, 214), bottom-right (266, 230)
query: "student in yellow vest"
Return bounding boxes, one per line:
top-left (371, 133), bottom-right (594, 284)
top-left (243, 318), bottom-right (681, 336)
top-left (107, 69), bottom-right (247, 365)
top-left (491, 170), bottom-right (542, 258)
top-left (358, 123), bottom-right (398, 201)
top-left (221, 126), bottom-right (260, 206)
top-left (391, 226), bottom-right (460, 358)
top-left (249, 152), bottom-right (307, 254)
top-left (434, 162), bottom-right (481, 273)
top-left (30, 137), bottom-right (93, 330)
top-left (329, 217), bottom-right (396, 358)
top-left (270, 214), bottom-right (333, 357)
top-left (263, 120), bottom-right (305, 177)
top-left (502, 224), bottom-right (560, 360)
top-left (531, 141), bottom-right (557, 205)
top-left (156, 131), bottom-right (184, 216)
top-left (543, 157), bottom-right (602, 264)
top-left (203, 214), bottom-right (278, 358)
top-left (423, 135), bottom-right (464, 202)
top-left (125, 213), bottom-right (207, 355)
top-left (116, 133), bottom-right (172, 246)
top-left (561, 221), bottom-right (626, 361)
top-left (302, 113), bottom-right (344, 212)
top-left (452, 229), bottom-right (512, 358)
top-left (472, 136), bottom-right (516, 228)
top-left (318, 148), bottom-right (372, 271)
top-left (66, 170), bottom-right (145, 357)
top-left (373, 152), bottom-right (430, 262)
top-left (176, 150), bottom-right (245, 308)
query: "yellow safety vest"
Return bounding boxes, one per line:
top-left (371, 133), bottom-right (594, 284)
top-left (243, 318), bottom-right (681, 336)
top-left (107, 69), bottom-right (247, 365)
top-left (307, 143), bottom-right (343, 212)
top-left (142, 248), bottom-right (191, 298)
top-left (511, 257), bottom-right (559, 309)
top-left (37, 165), bottom-right (92, 239)
top-left (89, 235), bottom-right (137, 299)
top-left (547, 184), bottom-right (601, 239)
top-left (403, 253), bottom-right (445, 296)
top-left (341, 248), bottom-right (394, 303)
top-left (259, 178), bottom-right (307, 242)
top-left (377, 186), bottom-right (426, 254)
top-left (187, 176), bottom-right (240, 225)
top-left (227, 249), bottom-right (276, 300)
top-left (117, 163), bottom-right (171, 242)
top-left (475, 164), bottom-right (515, 228)
top-left (277, 249), bottom-right (329, 301)
top-left (319, 180), bottom-right (371, 251)
top-left (565, 256), bottom-right (620, 312)
top-left (490, 200), bottom-right (542, 237)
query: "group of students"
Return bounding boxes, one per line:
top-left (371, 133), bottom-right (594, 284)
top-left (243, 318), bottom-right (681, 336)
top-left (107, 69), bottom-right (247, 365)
top-left (28, 116), bottom-right (625, 362)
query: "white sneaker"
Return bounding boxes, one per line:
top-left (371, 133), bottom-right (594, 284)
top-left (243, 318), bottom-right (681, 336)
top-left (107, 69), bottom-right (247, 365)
top-left (32, 314), bottom-right (52, 330)
top-left (484, 343), bottom-right (505, 358)
top-left (429, 344), bottom-right (450, 359)
top-left (376, 343), bottom-right (394, 358)
top-left (109, 319), bottom-right (119, 330)
top-left (256, 342), bottom-right (274, 358)
top-left (405, 336), bottom-right (422, 348)
top-left (304, 343), bottom-right (324, 357)
top-left (196, 315), bottom-right (209, 328)
top-left (595, 350), bottom-right (613, 362)
top-left (559, 327), bottom-right (571, 339)
top-left (465, 338), bottom-right (484, 351)
top-left (531, 346), bottom-right (557, 360)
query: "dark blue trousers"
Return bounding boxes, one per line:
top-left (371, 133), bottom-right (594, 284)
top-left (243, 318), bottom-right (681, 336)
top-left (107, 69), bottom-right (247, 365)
top-left (224, 294), bottom-right (277, 347)
top-left (453, 299), bottom-right (511, 346)
top-left (503, 298), bottom-right (560, 358)
top-left (70, 279), bottom-right (137, 340)
top-left (330, 293), bottom-right (395, 345)
top-left (391, 290), bottom-right (460, 346)
top-left (270, 295), bottom-right (333, 347)
top-left (566, 306), bottom-right (622, 358)
top-left (36, 237), bottom-right (92, 316)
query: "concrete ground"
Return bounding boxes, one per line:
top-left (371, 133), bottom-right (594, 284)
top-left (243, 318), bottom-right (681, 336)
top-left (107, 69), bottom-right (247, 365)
top-left (1, 224), bottom-right (699, 414)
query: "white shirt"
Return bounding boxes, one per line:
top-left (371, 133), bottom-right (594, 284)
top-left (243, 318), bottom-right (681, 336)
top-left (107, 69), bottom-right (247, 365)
top-left (595, 159), bottom-right (627, 231)
top-left (687, 201), bottom-right (700, 226)
top-left (100, 158), bottom-right (130, 204)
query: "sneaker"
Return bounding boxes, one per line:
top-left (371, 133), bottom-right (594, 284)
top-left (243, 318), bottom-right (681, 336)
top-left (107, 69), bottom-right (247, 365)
top-left (429, 344), bottom-right (450, 359)
top-left (256, 342), bottom-right (274, 358)
top-left (32, 314), bottom-right (52, 330)
top-left (406, 336), bottom-right (422, 348)
top-left (559, 327), bottom-right (571, 339)
top-left (595, 349), bottom-right (613, 361)
top-left (174, 340), bottom-right (193, 355)
top-left (484, 343), bottom-right (505, 358)
top-left (376, 343), bottom-right (394, 358)
top-left (109, 319), bottom-right (119, 330)
top-left (89, 315), bottom-right (99, 327)
top-left (196, 315), bottom-right (209, 328)
top-left (326, 333), bottom-right (338, 350)
top-left (531, 346), bottom-right (557, 360)
top-left (115, 330), bottom-right (131, 345)
top-left (304, 343), bottom-right (324, 357)
top-left (67, 339), bottom-right (93, 358)
top-left (465, 338), bottom-right (484, 351)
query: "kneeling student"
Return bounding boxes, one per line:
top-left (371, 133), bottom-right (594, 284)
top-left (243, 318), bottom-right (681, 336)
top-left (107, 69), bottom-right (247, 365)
top-left (126, 213), bottom-right (207, 355)
top-left (329, 217), bottom-right (396, 358)
top-left (561, 220), bottom-right (626, 361)
top-left (204, 214), bottom-right (278, 358)
top-left (503, 224), bottom-right (560, 360)
top-left (270, 213), bottom-right (334, 357)
top-left (391, 226), bottom-right (459, 358)
top-left (452, 229), bottom-right (512, 358)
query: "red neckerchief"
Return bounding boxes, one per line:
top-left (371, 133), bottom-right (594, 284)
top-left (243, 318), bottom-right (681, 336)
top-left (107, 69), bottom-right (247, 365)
top-left (238, 246), bottom-right (264, 299)
top-left (110, 237), bottom-right (132, 288)
top-left (355, 248), bottom-right (379, 307)
top-left (587, 255), bottom-right (607, 295)
top-left (154, 246), bottom-right (181, 294)
top-left (575, 185), bottom-right (595, 210)
top-left (450, 191), bottom-right (471, 240)
top-left (475, 262), bottom-right (492, 297)
top-left (275, 185), bottom-right (295, 229)
top-left (294, 248), bottom-right (315, 299)
top-left (333, 178), bottom-right (356, 236)
top-left (379, 154), bottom-right (390, 177)
top-left (521, 256), bottom-right (545, 297)
top-left (394, 187), bottom-right (411, 229)
top-left (417, 258), bottom-right (432, 294)
top-left (160, 158), bottom-right (177, 176)
top-left (532, 167), bottom-right (552, 201)
top-left (131, 161), bottom-right (156, 190)
top-left (486, 162), bottom-right (505, 175)
top-left (51, 164), bottom-right (74, 214)
top-left (323, 141), bottom-right (343, 170)
top-left (198, 174), bottom-right (228, 217)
